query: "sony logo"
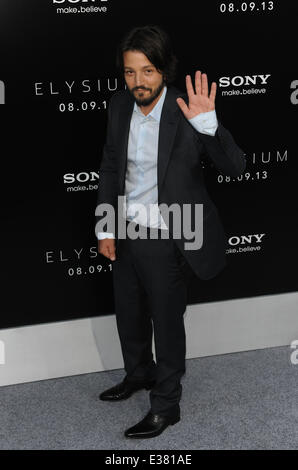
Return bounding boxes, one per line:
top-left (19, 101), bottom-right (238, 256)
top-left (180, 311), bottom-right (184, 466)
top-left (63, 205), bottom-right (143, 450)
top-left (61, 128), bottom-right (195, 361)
top-left (64, 171), bottom-right (99, 184)
top-left (53, 0), bottom-right (107, 3)
top-left (219, 75), bottom-right (271, 87)
top-left (228, 234), bottom-right (265, 245)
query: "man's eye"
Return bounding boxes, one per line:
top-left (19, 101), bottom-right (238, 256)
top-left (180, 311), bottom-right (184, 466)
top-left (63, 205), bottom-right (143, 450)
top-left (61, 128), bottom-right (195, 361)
top-left (145, 70), bottom-right (153, 73)
top-left (125, 71), bottom-right (133, 75)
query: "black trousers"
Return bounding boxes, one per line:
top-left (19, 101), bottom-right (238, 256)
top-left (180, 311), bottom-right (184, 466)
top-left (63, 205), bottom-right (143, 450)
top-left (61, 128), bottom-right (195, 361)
top-left (112, 221), bottom-right (195, 417)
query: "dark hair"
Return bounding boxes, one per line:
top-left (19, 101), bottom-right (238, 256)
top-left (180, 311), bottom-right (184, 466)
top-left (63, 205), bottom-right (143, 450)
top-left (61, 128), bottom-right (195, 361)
top-left (116, 25), bottom-right (178, 85)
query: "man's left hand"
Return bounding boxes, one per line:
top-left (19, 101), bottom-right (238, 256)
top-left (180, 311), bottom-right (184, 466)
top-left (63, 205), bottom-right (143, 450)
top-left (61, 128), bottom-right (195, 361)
top-left (177, 71), bottom-right (217, 119)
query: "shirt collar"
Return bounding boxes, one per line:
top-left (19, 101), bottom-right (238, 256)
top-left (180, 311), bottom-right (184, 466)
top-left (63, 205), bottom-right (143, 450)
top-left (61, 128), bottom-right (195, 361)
top-left (133, 85), bottom-right (167, 122)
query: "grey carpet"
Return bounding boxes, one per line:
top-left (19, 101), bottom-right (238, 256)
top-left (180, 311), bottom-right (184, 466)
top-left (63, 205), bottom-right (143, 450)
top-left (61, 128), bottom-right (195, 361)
top-left (0, 345), bottom-right (297, 450)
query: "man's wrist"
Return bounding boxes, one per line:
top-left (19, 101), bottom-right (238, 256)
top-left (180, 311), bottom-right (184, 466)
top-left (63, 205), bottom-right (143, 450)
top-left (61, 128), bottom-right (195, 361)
top-left (97, 232), bottom-right (115, 240)
top-left (188, 109), bottom-right (218, 136)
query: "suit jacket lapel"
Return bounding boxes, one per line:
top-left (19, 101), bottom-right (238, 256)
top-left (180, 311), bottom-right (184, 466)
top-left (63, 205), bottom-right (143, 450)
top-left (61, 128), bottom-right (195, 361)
top-left (157, 87), bottom-right (181, 192)
top-left (117, 86), bottom-right (182, 195)
top-left (118, 94), bottom-right (134, 194)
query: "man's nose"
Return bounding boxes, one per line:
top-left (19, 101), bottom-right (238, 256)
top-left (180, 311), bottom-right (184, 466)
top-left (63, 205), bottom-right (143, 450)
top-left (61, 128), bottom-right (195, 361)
top-left (135, 73), bottom-right (143, 87)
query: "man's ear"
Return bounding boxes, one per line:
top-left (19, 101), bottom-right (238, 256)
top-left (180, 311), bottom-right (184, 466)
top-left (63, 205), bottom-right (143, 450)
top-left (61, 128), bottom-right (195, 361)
top-left (157, 70), bottom-right (165, 82)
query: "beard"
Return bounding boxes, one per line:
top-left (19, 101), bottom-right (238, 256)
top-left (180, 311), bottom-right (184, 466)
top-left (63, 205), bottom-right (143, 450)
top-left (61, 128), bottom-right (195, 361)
top-left (129, 80), bottom-right (165, 107)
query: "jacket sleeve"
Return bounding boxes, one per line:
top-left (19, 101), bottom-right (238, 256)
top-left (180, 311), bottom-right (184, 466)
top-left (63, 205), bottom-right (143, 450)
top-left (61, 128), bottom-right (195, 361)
top-left (197, 120), bottom-right (246, 177)
top-left (94, 94), bottom-right (118, 238)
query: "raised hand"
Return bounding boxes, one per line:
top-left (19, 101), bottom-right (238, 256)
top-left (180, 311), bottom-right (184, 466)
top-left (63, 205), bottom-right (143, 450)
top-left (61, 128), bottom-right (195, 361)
top-left (176, 71), bottom-right (217, 119)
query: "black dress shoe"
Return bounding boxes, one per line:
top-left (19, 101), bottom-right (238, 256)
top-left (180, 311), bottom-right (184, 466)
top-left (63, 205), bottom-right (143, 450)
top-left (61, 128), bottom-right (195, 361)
top-left (99, 378), bottom-right (156, 401)
top-left (124, 411), bottom-right (180, 438)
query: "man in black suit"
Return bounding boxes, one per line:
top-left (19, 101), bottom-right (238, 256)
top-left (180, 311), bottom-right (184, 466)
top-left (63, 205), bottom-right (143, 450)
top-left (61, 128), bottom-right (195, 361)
top-left (95, 25), bottom-right (246, 439)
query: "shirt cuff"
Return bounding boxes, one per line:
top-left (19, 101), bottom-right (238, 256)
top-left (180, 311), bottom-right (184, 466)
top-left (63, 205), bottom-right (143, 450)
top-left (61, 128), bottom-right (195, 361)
top-left (188, 109), bottom-right (218, 136)
top-left (97, 232), bottom-right (115, 240)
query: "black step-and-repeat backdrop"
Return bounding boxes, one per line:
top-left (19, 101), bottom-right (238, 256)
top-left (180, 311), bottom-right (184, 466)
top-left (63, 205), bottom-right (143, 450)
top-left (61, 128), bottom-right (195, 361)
top-left (0, 1), bottom-right (297, 328)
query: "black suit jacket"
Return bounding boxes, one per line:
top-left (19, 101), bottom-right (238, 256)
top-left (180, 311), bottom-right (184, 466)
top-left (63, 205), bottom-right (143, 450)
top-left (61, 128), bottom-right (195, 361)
top-left (95, 86), bottom-right (246, 280)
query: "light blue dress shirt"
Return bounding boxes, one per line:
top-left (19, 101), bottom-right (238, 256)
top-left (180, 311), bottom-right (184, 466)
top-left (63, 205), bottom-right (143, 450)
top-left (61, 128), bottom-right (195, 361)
top-left (97, 85), bottom-right (218, 239)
